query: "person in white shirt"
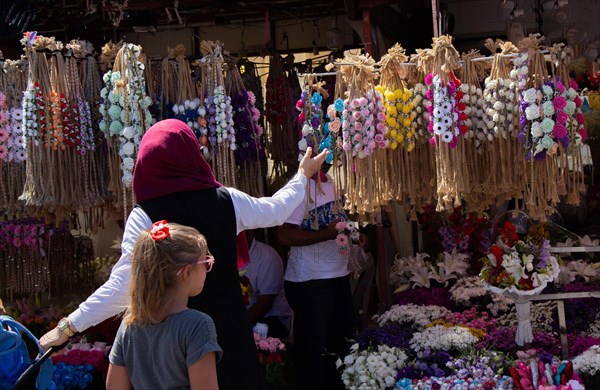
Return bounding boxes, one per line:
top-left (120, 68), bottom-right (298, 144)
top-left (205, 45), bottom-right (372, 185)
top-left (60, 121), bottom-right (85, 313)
top-left (240, 230), bottom-right (292, 339)
top-left (278, 165), bottom-right (355, 390)
top-left (40, 119), bottom-right (329, 390)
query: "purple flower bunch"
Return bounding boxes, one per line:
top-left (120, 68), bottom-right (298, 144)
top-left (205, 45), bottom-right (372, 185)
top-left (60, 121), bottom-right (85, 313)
top-left (396, 349), bottom-right (452, 380)
top-left (446, 351), bottom-right (511, 378)
top-left (0, 219), bottom-right (48, 249)
top-left (204, 95), bottom-right (217, 145)
top-left (395, 286), bottom-right (456, 310)
top-left (478, 326), bottom-right (561, 356)
top-left (231, 91), bottom-right (264, 163)
top-left (355, 323), bottom-right (414, 350)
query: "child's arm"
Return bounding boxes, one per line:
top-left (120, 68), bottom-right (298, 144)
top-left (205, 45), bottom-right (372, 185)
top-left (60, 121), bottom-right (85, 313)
top-left (106, 363), bottom-right (132, 390)
top-left (188, 352), bottom-right (218, 390)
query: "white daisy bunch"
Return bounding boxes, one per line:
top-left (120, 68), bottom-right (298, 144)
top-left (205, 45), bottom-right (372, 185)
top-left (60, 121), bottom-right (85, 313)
top-left (213, 85), bottom-right (236, 149)
top-left (430, 75), bottom-right (459, 144)
top-left (22, 82), bottom-right (41, 146)
top-left (9, 105), bottom-right (26, 162)
top-left (337, 343), bottom-right (408, 390)
top-left (409, 325), bottom-right (479, 352)
top-left (573, 345), bottom-right (600, 377)
top-left (373, 304), bottom-right (451, 329)
top-left (411, 83), bottom-right (429, 140)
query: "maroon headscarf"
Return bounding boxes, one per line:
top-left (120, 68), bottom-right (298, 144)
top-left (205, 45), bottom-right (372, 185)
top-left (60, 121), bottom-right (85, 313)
top-left (133, 119), bottom-right (250, 267)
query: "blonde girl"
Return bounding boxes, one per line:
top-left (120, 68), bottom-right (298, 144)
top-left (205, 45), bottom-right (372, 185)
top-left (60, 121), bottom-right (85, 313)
top-left (107, 221), bottom-right (221, 390)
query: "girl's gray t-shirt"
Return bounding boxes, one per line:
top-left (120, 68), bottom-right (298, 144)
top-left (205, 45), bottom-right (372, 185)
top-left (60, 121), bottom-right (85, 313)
top-left (109, 309), bottom-right (222, 389)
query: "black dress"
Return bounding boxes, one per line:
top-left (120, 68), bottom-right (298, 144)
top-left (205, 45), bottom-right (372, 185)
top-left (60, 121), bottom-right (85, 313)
top-left (140, 187), bottom-right (262, 390)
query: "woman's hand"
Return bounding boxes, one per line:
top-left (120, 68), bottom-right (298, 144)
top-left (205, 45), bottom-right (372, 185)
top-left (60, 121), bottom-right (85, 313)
top-left (298, 147), bottom-right (329, 179)
top-left (40, 326), bottom-right (70, 351)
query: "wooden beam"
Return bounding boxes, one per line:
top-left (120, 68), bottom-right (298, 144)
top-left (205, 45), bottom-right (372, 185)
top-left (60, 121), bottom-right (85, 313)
top-left (362, 7), bottom-right (373, 56)
top-left (431, 0), bottom-right (439, 37)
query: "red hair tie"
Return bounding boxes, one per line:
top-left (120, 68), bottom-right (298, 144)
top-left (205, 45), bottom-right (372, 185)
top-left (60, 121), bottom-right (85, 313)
top-left (150, 220), bottom-right (170, 241)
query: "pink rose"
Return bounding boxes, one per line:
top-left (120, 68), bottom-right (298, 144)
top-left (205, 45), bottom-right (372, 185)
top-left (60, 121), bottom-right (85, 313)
top-left (327, 106), bottom-right (336, 119)
top-left (329, 118), bottom-right (341, 132)
top-left (579, 128), bottom-right (587, 141)
top-left (570, 79), bottom-right (578, 90)
top-left (576, 112), bottom-right (585, 125)
top-left (374, 134), bottom-right (384, 143)
top-left (258, 339), bottom-right (270, 351)
top-left (552, 124), bottom-right (568, 138)
top-left (574, 95), bottom-right (582, 108)
top-left (556, 81), bottom-right (565, 94)
top-left (352, 99), bottom-right (360, 108)
top-left (553, 96), bottom-right (567, 110)
top-left (342, 142), bottom-right (351, 151)
top-left (298, 112), bottom-right (305, 125)
top-left (355, 122), bottom-right (363, 131)
top-left (353, 134), bottom-right (363, 143)
top-left (429, 136), bottom-right (436, 146)
top-left (556, 111), bottom-right (568, 124)
top-left (368, 141), bottom-right (376, 150)
top-left (358, 97), bottom-right (368, 106)
top-left (377, 113), bottom-right (386, 122)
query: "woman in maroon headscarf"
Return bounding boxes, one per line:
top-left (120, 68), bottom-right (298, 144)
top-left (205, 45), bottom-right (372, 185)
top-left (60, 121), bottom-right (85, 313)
top-left (41, 119), bottom-right (329, 389)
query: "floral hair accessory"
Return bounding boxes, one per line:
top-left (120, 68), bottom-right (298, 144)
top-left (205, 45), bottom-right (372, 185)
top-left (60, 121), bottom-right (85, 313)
top-left (150, 220), bottom-right (170, 241)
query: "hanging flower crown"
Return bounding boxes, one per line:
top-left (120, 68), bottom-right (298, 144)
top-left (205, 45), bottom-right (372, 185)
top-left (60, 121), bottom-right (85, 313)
top-left (296, 87), bottom-right (338, 163)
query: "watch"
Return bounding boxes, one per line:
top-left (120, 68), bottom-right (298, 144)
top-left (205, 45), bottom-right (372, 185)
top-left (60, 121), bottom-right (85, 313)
top-left (58, 318), bottom-right (75, 337)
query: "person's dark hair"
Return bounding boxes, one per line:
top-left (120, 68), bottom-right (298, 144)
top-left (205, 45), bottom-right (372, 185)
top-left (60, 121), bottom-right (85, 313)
top-left (359, 224), bottom-right (378, 258)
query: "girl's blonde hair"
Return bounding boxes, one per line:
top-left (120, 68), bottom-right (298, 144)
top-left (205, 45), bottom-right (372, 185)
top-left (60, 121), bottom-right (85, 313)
top-left (123, 222), bottom-right (209, 325)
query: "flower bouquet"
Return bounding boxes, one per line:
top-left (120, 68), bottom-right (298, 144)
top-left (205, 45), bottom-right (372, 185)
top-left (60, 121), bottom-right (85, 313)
top-left (573, 345), bottom-right (600, 389)
top-left (335, 220), bottom-right (359, 256)
top-left (253, 332), bottom-right (287, 389)
top-left (337, 343), bottom-right (408, 389)
top-left (51, 341), bottom-right (111, 389)
top-left (480, 222), bottom-right (560, 346)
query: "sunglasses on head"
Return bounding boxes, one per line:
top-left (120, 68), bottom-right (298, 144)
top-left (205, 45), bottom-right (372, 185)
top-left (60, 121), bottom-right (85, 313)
top-left (177, 255), bottom-right (215, 276)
